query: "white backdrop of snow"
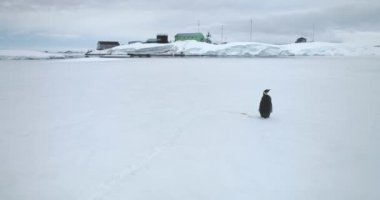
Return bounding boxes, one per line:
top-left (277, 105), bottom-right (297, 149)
top-left (2, 42), bottom-right (380, 60)
top-left (92, 41), bottom-right (380, 57)
top-left (0, 57), bottom-right (380, 200)
top-left (0, 50), bottom-right (85, 60)
top-left (0, 50), bottom-right (64, 60)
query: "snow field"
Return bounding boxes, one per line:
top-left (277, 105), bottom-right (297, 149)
top-left (105, 41), bottom-right (380, 57)
top-left (2, 42), bottom-right (380, 60)
top-left (0, 50), bottom-right (65, 60)
top-left (0, 57), bottom-right (380, 200)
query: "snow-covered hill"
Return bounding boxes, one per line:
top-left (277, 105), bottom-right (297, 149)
top-left (90, 41), bottom-right (380, 57)
top-left (2, 42), bottom-right (380, 60)
top-left (0, 41), bottom-right (380, 60)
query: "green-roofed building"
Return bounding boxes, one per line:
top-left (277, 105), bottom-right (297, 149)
top-left (175, 33), bottom-right (206, 42)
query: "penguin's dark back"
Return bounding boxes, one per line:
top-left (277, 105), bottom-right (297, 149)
top-left (259, 95), bottom-right (272, 113)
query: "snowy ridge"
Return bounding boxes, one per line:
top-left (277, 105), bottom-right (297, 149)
top-left (0, 50), bottom-right (86, 60)
top-left (0, 50), bottom-right (65, 60)
top-left (91, 41), bottom-right (380, 57)
top-left (2, 42), bottom-right (380, 60)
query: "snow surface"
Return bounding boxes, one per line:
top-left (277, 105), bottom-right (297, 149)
top-left (89, 41), bottom-right (380, 57)
top-left (1, 57), bottom-right (380, 200)
top-left (0, 50), bottom-right (65, 60)
top-left (0, 50), bottom-right (85, 60)
top-left (2, 42), bottom-right (380, 60)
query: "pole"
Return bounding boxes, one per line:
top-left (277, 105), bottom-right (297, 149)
top-left (197, 20), bottom-right (200, 33)
top-left (250, 18), bottom-right (253, 42)
top-left (221, 25), bottom-right (224, 43)
top-left (312, 24), bottom-right (315, 42)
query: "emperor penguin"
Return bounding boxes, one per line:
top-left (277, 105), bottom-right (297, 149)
top-left (259, 89), bottom-right (272, 118)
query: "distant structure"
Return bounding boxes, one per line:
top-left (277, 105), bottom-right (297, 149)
top-left (97, 41), bottom-right (120, 50)
top-left (157, 34), bottom-right (169, 43)
top-left (128, 41), bottom-right (143, 44)
top-left (205, 32), bottom-right (212, 43)
top-left (145, 34), bottom-right (169, 44)
top-left (146, 38), bottom-right (159, 43)
top-left (295, 37), bottom-right (307, 43)
top-left (175, 33), bottom-right (206, 42)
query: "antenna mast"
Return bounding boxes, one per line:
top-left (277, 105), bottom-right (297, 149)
top-left (250, 18), bottom-right (253, 42)
top-left (221, 25), bottom-right (224, 43)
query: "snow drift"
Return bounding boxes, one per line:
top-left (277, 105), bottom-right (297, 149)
top-left (2, 42), bottom-right (380, 60)
top-left (89, 41), bottom-right (380, 57)
top-left (0, 50), bottom-right (65, 60)
top-left (0, 50), bottom-right (85, 60)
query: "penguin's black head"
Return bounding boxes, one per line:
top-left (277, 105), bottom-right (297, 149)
top-left (263, 89), bottom-right (270, 95)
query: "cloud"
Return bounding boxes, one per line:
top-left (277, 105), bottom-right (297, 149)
top-left (35, 33), bottom-right (81, 39)
top-left (334, 30), bottom-right (380, 44)
top-left (0, 0), bottom-right (379, 48)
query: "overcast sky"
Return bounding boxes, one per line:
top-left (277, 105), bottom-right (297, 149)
top-left (1, 0), bottom-right (380, 50)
